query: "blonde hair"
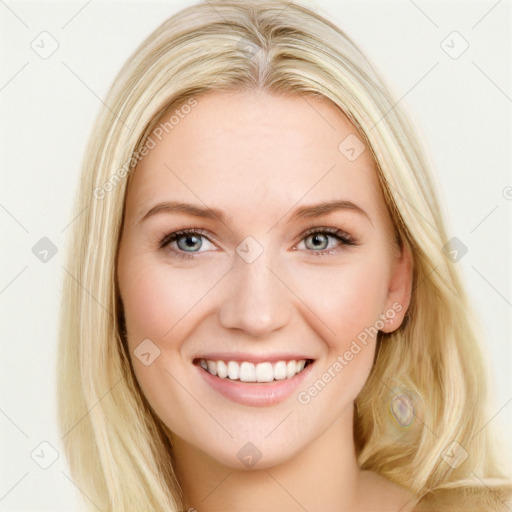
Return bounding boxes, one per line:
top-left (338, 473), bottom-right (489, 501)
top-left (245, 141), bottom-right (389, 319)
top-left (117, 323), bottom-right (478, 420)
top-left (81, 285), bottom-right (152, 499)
top-left (57, 0), bottom-right (512, 510)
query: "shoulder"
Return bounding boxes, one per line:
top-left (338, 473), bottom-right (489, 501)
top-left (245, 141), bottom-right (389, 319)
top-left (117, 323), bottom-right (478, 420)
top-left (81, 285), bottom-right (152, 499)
top-left (358, 471), bottom-right (512, 512)
top-left (412, 484), bottom-right (512, 512)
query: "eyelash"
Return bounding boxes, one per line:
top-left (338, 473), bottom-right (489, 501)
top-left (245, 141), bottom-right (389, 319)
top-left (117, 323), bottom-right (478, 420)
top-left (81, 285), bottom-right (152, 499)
top-left (158, 226), bottom-right (357, 260)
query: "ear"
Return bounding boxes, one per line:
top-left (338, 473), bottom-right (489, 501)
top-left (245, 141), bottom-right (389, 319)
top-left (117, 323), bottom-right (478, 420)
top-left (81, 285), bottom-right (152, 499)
top-left (380, 242), bottom-right (413, 333)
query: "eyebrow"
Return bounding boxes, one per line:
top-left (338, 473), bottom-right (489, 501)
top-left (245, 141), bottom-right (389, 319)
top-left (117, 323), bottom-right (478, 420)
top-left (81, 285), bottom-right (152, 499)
top-left (139, 199), bottom-right (372, 225)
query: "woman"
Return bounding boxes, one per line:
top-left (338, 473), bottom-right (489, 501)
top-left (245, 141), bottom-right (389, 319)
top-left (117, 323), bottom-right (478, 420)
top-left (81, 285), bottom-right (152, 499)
top-left (57, 1), bottom-right (512, 510)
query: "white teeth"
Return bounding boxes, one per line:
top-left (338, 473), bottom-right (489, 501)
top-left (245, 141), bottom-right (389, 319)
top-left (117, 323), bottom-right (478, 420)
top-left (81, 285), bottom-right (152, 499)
top-left (227, 361), bottom-right (239, 380)
top-left (256, 362), bottom-right (274, 382)
top-left (207, 360), bottom-right (217, 376)
top-left (198, 358), bottom-right (310, 382)
top-left (273, 361), bottom-right (287, 380)
top-left (217, 360), bottom-right (228, 378)
top-left (239, 362), bottom-right (256, 382)
top-left (286, 360), bottom-right (296, 378)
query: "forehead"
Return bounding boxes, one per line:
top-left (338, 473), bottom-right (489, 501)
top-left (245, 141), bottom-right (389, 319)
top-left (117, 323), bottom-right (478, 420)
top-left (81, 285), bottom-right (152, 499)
top-left (125, 91), bottom-right (385, 223)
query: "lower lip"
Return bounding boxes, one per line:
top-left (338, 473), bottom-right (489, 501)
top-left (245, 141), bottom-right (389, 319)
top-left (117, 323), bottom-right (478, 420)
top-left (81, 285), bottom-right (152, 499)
top-left (196, 362), bottom-right (314, 407)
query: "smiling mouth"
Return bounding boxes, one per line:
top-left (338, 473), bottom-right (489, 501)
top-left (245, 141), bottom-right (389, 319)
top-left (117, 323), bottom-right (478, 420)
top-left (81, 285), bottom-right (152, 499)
top-left (193, 358), bottom-right (314, 383)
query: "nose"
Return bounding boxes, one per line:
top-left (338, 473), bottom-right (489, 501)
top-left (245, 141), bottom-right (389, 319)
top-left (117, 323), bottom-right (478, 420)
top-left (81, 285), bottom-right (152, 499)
top-left (218, 251), bottom-right (292, 338)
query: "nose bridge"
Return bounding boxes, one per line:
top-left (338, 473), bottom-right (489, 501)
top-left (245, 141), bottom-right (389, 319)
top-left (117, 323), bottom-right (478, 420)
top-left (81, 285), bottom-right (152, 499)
top-left (218, 246), bottom-right (291, 336)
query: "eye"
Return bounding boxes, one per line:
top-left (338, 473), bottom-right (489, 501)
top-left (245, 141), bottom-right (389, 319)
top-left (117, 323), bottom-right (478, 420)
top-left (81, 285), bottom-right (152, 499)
top-left (159, 226), bottom-right (357, 260)
top-left (158, 229), bottom-right (215, 260)
top-left (296, 227), bottom-right (356, 256)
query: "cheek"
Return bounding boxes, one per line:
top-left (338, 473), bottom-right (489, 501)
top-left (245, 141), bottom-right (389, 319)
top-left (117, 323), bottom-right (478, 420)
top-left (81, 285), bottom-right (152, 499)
top-left (119, 263), bottom-right (173, 343)
top-left (117, 251), bottom-right (229, 402)
top-left (293, 254), bottom-right (390, 344)
top-left (119, 255), bottom-right (217, 345)
top-left (290, 254), bottom-right (391, 403)
top-left (117, 255), bottom-right (206, 435)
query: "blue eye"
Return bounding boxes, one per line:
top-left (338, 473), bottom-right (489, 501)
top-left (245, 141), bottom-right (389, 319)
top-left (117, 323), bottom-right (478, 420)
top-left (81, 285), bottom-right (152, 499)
top-left (297, 227), bottom-right (356, 256)
top-left (305, 233), bottom-right (335, 251)
top-left (159, 227), bottom-right (356, 260)
top-left (158, 229), bottom-right (213, 259)
top-left (175, 233), bottom-right (202, 252)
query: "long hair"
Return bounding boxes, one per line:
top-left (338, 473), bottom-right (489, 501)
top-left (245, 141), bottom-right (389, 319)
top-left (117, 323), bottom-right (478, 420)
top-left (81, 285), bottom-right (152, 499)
top-left (57, 1), bottom-right (512, 510)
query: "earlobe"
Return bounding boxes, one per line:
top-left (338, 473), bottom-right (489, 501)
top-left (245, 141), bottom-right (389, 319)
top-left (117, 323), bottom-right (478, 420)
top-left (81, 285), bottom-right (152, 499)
top-left (381, 242), bottom-right (413, 333)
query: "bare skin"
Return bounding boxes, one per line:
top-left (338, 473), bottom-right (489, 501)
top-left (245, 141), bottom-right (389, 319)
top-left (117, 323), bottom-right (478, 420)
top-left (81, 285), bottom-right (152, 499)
top-left (117, 90), bottom-right (416, 511)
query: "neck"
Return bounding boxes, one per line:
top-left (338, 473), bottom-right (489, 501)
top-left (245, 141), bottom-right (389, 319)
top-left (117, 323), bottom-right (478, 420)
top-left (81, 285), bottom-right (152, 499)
top-left (170, 406), bottom-right (364, 512)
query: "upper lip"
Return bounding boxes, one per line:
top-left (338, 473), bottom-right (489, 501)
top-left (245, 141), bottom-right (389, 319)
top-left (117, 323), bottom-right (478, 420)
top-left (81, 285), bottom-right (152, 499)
top-left (193, 353), bottom-right (315, 364)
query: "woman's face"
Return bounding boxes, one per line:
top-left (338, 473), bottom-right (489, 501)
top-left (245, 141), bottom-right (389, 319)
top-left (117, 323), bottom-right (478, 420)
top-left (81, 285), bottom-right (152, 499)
top-left (117, 91), bottom-right (411, 469)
